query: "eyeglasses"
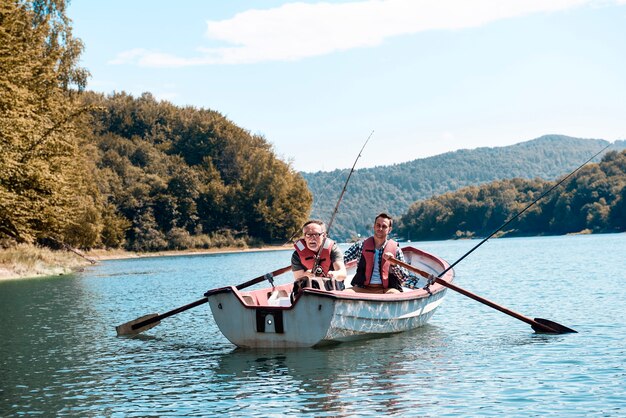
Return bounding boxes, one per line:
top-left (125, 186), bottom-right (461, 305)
top-left (305, 233), bottom-right (324, 238)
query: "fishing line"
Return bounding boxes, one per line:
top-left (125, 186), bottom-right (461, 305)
top-left (310, 169), bottom-right (349, 220)
top-left (311, 130), bottom-right (374, 274)
top-left (429, 142), bottom-right (612, 283)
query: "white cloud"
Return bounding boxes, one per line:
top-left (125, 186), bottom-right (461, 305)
top-left (111, 0), bottom-right (610, 67)
top-left (108, 48), bottom-right (148, 65)
top-left (108, 48), bottom-right (197, 68)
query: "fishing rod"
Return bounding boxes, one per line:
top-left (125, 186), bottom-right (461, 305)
top-left (119, 132), bottom-right (376, 336)
top-left (327, 130), bottom-right (374, 234)
top-left (311, 130), bottom-right (374, 274)
top-left (429, 143), bottom-right (611, 282)
top-left (389, 143), bottom-right (610, 334)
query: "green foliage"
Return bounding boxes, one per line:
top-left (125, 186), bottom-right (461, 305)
top-left (397, 150), bottom-right (626, 240)
top-left (304, 135), bottom-right (626, 241)
top-left (0, 0), bottom-right (101, 248)
top-left (82, 91), bottom-right (312, 250)
top-left (100, 203), bottom-right (131, 248)
top-left (1, 2), bottom-right (310, 251)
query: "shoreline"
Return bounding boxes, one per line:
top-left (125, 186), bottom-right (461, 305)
top-left (84, 244), bottom-right (293, 261)
top-left (0, 244), bottom-right (293, 281)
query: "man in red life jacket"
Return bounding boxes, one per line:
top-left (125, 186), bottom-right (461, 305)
top-left (344, 212), bottom-right (408, 294)
top-left (291, 220), bottom-right (347, 287)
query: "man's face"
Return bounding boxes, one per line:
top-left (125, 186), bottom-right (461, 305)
top-left (373, 217), bottom-right (392, 240)
top-left (303, 223), bottom-right (325, 251)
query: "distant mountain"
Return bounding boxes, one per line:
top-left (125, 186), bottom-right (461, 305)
top-left (302, 135), bottom-right (626, 241)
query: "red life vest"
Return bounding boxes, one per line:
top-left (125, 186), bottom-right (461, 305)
top-left (294, 238), bottom-right (334, 275)
top-left (362, 237), bottom-right (398, 288)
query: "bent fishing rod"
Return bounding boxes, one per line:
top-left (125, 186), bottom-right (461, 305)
top-left (311, 130), bottom-right (374, 274)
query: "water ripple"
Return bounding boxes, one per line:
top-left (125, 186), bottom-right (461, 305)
top-left (1, 235), bottom-right (625, 416)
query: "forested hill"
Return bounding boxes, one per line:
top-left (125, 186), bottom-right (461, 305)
top-left (2, 1), bottom-right (316, 252)
top-left (397, 149), bottom-right (626, 240)
top-left (303, 135), bottom-right (626, 241)
top-left (80, 91), bottom-right (313, 250)
top-left (4, 1), bottom-right (623, 253)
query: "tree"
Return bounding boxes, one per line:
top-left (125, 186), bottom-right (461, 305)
top-left (397, 151), bottom-right (626, 240)
top-left (82, 91), bottom-right (312, 249)
top-left (0, 0), bottom-right (99, 247)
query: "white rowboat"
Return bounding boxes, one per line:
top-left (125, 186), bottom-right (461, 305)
top-left (205, 246), bottom-right (454, 348)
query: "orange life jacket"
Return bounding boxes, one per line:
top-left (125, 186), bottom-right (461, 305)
top-left (355, 237), bottom-right (398, 288)
top-left (352, 237), bottom-right (402, 291)
top-left (294, 238), bottom-right (334, 275)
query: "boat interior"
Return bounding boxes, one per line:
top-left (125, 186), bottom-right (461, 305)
top-left (240, 283), bottom-right (293, 307)
top-left (233, 246), bottom-right (447, 308)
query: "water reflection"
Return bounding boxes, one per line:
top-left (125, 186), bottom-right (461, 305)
top-left (208, 325), bottom-right (455, 416)
top-left (2, 234), bottom-right (625, 416)
top-left (0, 275), bottom-right (105, 415)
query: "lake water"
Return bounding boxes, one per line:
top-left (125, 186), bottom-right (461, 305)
top-left (1, 234), bottom-right (625, 416)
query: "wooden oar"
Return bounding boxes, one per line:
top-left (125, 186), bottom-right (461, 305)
top-left (115, 265), bottom-right (291, 337)
top-left (388, 257), bottom-right (577, 334)
top-left (387, 147), bottom-right (611, 334)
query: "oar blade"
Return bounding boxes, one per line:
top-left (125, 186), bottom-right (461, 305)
top-left (532, 318), bottom-right (577, 334)
top-left (116, 313), bottom-right (160, 337)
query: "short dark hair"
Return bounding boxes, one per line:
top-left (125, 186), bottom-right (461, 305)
top-left (375, 212), bottom-right (393, 227)
top-left (302, 219), bottom-right (326, 231)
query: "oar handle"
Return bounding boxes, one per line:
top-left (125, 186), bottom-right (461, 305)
top-left (235, 266), bottom-right (291, 290)
top-left (387, 257), bottom-right (562, 334)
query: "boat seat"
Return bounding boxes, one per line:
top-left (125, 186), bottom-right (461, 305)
top-left (241, 295), bottom-right (256, 306)
top-left (267, 289), bottom-right (289, 299)
top-left (267, 289), bottom-right (291, 307)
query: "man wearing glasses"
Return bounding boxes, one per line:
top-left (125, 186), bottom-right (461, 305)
top-left (291, 220), bottom-right (347, 288)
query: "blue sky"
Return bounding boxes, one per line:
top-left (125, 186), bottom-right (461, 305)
top-left (68, 0), bottom-right (626, 172)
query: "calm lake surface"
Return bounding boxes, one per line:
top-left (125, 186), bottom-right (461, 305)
top-left (1, 234), bottom-right (625, 417)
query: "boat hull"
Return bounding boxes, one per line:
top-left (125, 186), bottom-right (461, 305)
top-left (206, 246), bottom-right (453, 348)
top-left (323, 289), bottom-right (447, 343)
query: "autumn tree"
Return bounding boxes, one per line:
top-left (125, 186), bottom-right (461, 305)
top-left (82, 91), bottom-right (312, 249)
top-left (0, 0), bottom-right (100, 248)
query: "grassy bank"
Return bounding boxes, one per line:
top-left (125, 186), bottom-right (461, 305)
top-left (0, 244), bottom-right (93, 281)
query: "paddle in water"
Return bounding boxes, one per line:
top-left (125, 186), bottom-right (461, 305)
top-left (388, 257), bottom-right (576, 334)
top-left (387, 145), bottom-right (612, 334)
top-left (115, 265), bottom-right (291, 337)
top-left (389, 144), bottom-right (611, 334)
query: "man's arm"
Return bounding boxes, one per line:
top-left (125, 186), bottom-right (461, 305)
top-left (388, 247), bottom-right (410, 281)
top-left (327, 244), bottom-right (347, 280)
top-left (343, 241), bottom-right (363, 263)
